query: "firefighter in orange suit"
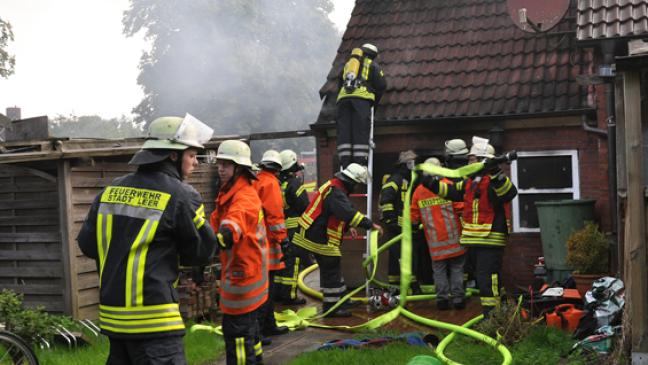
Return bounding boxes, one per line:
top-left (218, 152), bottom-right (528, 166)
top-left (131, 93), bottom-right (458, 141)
top-left (293, 163), bottom-right (382, 317)
top-left (423, 141), bottom-right (517, 317)
top-left (210, 140), bottom-right (268, 365)
top-left (253, 150), bottom-right (290, 338)
top-left (411, 157), bottom-right (466, 311)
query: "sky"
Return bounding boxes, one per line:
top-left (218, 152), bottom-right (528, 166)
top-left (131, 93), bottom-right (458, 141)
top-left (0, 0), bottom-right (354, 120)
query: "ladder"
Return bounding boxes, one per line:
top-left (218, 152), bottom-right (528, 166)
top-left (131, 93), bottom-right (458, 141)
top-left (347, 107), bottom-right (375, 299)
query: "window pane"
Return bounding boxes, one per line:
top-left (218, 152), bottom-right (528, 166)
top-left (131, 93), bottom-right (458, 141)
top-left (518, 193), bottom-right (574, 228)
top-left (517, 156), bottom-right (572, 189)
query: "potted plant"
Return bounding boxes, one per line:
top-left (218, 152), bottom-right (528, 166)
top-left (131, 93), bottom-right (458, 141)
top-left (565, 221), bottom-right (610, 296)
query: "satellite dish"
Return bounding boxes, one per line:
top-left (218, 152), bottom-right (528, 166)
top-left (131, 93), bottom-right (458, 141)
top-left (506, 0), bottom-right (570, 33)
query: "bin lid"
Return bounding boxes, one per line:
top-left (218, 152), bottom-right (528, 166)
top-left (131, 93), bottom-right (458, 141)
top-left (535, 199), bottom-right (596, 207)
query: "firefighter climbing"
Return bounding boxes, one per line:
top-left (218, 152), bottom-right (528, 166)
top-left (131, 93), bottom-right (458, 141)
top-left (336, 43), bottom-right (387, 168)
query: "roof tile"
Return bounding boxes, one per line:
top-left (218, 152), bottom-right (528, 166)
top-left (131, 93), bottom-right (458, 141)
top-left (317, 0), bottom-right (590, 124)
top-left (577, 0), bottom-right (648, 40)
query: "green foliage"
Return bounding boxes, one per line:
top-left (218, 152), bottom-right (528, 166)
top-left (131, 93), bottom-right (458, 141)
top-left (288, 342), bottom-right (437, 365)
top-left (444, 326), bottom-right (586, 365)
top-left (0, 17), bottom-right (15, 78)
top-left (122, 0), bottom-right (339, 135)
top-left (49, 114), bottom-right (144, 139)
top-left (474, 297), bottom-right (535, 346)
top-left (34, 322), bottom-right (223, 365)
top-left (0, 289), bottom-right (75, 343)
top-left (566, 221), bottom-right (609, 274)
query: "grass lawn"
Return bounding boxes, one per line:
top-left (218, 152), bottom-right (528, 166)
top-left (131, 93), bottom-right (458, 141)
top-left (34, 325), bottom-right (224, 365)
top-left (288, 326), bottom-right (592, 365)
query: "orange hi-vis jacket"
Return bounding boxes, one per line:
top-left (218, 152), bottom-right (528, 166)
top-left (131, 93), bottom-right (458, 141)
top-left (210, 175), bottom-right (269, 315)
top-left (411, 181), bottom-right (465, 261)
top-left (254, 170), bottom-right (287, 271)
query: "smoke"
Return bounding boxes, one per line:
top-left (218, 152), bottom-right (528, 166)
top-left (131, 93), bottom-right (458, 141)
top-left (124, 0), bottom-right (340, 140)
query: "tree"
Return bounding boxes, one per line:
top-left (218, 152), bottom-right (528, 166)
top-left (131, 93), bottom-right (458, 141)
top-left (122, 0), bottom-right (339, 136)
top-left (0, 17), bottom-right (15, 78)
top-left (49, 114), bottom-right (144, 139)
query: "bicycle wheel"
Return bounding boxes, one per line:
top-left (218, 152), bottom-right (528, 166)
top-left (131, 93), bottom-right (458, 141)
top-left (0, 331), bottom-right (39, 365)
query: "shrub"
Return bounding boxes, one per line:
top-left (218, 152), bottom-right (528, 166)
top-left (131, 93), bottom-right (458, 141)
top-left (565, 221), bottom-right (609, 274)
top-left (474, 297), bottom-right (536, 346)
top-left (0, 289), bottom-right (75, 343)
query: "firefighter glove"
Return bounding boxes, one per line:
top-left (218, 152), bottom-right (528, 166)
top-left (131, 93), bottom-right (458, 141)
top-left (217, 227), bottom-right (234, 250)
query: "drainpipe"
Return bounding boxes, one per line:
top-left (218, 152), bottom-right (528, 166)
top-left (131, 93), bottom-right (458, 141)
top-left (602, 40), bottom-right (618, 271)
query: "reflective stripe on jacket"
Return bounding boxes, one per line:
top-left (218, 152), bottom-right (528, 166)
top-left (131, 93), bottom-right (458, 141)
top-left (211, 175), bottom-right (269, 315)
top-left (379, 170), bottom-right (409, 227)
top-left (294, 178), bottom-right (371, 256)
top-left (411, 182), bottom-right (464, 261)
top-left (254, 170), bottom-right (287, 270)
top-left (437, 172), bottom-right (517, 247)
top-left (279, 173), bottom-right (310, 231)
top-left (76, 162), bottom-right (217, 338)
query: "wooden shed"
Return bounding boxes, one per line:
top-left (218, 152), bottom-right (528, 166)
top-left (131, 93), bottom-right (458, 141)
top-left (0, 136), bottom-right (217, 319)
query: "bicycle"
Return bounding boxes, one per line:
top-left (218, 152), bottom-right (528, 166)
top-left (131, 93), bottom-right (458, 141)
top-left (0, 330), bottom-right (39, 365)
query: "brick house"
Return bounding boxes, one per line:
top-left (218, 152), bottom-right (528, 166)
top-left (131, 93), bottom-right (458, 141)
top-left (312, 0), bottom-right (618, 290)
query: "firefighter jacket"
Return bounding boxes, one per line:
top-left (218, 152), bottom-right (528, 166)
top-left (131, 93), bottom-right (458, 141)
top-left (210, 175), bottom-right (269, 315)
top-left (336, 57), bottom-right (387, 104)
top-left (76, 161), bottom-right (217, 339)
top-left (433, 172), bottom-right (517, 247)
top-left (379, 166), bottom-right (410, 229)
top-left (253, 169), bottom-right (287, 271)
top-left (411, 181), bottom-right (465, 261)
top-left (293, 178), bottom-right (373, 256)
top-left (279, 172), bottom-right (310, 232)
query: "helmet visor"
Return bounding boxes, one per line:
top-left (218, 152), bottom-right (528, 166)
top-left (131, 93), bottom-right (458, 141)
top-left (172, 113), bottom-right (214, 148)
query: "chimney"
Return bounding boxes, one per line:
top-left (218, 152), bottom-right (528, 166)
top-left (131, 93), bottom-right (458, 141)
top-left (6, 106), bottom-right (21, 121)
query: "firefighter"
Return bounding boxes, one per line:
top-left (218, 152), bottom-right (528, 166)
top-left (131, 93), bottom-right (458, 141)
top-left (253, 150), bottom-right (290, 338)
top-left (423, 140), bottom-right (517, 317)
top-left (411, 157), bottom-right (466, 310)
top-left (274, 149), bottom-right (310, 305)
top-left (77, 114), bottom-right (217, 364)
top-left (379, 150), bottom-right (422, 293)
top-left (293, 163), bottom-right (383, 317)
top-left (336, 43), bottom-right (387, 168)
top-left (210, 140), bottom-right (269, 365)
top-left (444, 138), bottom-right (469, 169)
top-left (444, 138), bottom-right (474, 287)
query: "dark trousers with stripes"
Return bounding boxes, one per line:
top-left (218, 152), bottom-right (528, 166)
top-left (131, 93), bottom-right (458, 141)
top-left (467, 246), bottom-right (504, 316)
top-left (315, 254), bottom-right (346, 311)
top-left (107, 335), bottom-right (186, 365)
top-left (223, 309), bottom-right (263, 365)
top-left (336, 98), bottom-right (372, 169)
top-left (274, 232), bottom-right (312, 302)
top-left (258, 271), bottom-right (279, 334)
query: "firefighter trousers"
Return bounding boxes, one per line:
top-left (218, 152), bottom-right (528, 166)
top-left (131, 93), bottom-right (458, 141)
top-left (467, 246), bottom-right (503, 316)
top-left (336, 98), bottom-right (372, 168)
top-left (223, 309), bottom-right (263, 365)
top-left (107, 335), bottom-right (186, 365)
top-left (431, 254), bottom-right (466, 303)
top-left (274, 236), bottom-right (312, 302)
top-left (314, 253), bottom-right (347, 311)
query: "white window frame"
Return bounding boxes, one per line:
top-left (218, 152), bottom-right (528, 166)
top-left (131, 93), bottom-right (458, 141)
top-left (510, 150), bottom-right (580, 233)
